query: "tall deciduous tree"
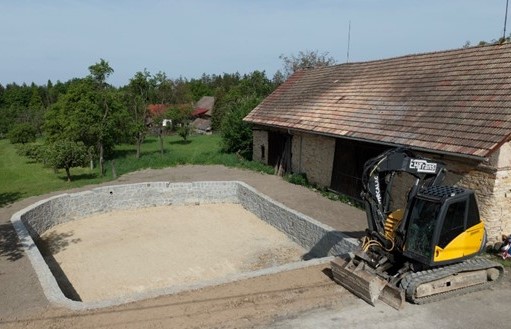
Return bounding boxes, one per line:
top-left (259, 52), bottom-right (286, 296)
top-left (279, 49), bottom-right (336, 78)
top-left (88, 59), bottom-right (115, 176)
top-left (45, 62), bottom-right (128, 176)
top-left (126, 70), bottom-right (152, 158)
top-left (220, 95), bottom-right (260, 159)
top-left (214, 71), bottom-right (274, 132)
top-left (151, 71), bottom-right (174, 104)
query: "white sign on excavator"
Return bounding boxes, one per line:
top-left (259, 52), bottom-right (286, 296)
top-left (409, 159), bottom-right (437, 173)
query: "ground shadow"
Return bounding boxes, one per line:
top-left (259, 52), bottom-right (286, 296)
top-left (36, 231), bottom-right (82, 255)
top-left (321, 267), bottom-right (334, 280)
top-left (169, 140), bottom-right (192, 145)
top-left (57, 173), bottom-right (98, 182)
top-left (112, 149), bottom-right (136, 159)
top-left (42, 250), bottom-right (82, 301)
top-left (343, 230), bottom-right (366, 239)
top-left (0, 222), bottom-right (24, 261)
top-left (35, 231), bottom-right (83, 301)
top-left (0, 192), bottom-right (23, 208)
top-left (302, 230), bottom-right (363, 261)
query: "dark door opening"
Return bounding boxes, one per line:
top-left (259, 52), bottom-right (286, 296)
top-left (268, 131), bottom-right (292, 175)
top-left (330, 139), bottom-right (388, 199)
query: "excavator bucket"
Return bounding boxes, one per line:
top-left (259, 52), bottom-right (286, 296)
top-left (330, 256), bottom-right (405, 310)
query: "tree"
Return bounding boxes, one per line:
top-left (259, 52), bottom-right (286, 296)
top-left (126, 70), bottom-right (152, 158)
top-left (46, 139), bottom-right (87, 182)
top-left (279, 49), bottom-right (336, 78)
top-left (44, 75), bottom-right (128, 176)
top-left (272, 70), bottom-right (285, 86)
top-left (166, 104), bottom-right (192, 128)
top-left (213, 71), bottom-right (274, 131)
top-left (7, 123), bottom-right (37, 144)
top-left (88, 59), bottom-right (114, 89)
top-left (220, 95), bottom-right (261, 159)
top-left (88, 59), bottom-right (115, 176)
top-left (151, 71), bottom-right (174, 104)
top-left (177, 121), bottom-right (192, 142)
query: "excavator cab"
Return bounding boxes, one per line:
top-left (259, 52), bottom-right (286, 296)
top-left (404, 186), bottom-right (486, 267)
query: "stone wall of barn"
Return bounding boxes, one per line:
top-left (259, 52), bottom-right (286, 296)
top-left (252, 129), bottom-right (268, 163)
top-left (410, 145), bottom-right (511, 244)
top-left (290, 132), bottom-right (335, 187)
top-left (453, 142), bottom-right (511, 243)
top-left (253, 128), bottom-right (510, 243)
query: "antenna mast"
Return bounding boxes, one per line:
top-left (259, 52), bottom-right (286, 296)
top-left (347, 20), bottom-right (351, 63)
top-left (504, 0), bottom-right (509, 40)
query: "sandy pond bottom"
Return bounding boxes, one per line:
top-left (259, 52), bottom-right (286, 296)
top-left (39, 204), bottom-right (306, 302)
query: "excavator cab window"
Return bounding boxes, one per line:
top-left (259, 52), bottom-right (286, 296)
top-left (404, 198), bottom-right (440, 261)
top-left (438, 200), bottom-right (466, 248)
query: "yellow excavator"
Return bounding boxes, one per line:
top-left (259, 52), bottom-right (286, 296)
top-left (331, 148), bottom-right (504, 309)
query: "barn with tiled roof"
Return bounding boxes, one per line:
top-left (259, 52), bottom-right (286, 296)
top-left (244, 43), bottom-right (511, 242)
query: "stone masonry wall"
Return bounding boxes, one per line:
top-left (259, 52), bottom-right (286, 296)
top-left (412, 147), bottom-right (511, 243)
top-left (290, 132), bottom-right (336, 187)
top-left (237, 183), bottom-right (358, 257)
top-left (19, 182), bottom-right (239, 237)
top-left (12, 181), bottom-right (358, 310)
top-left (17, 180), bottom-right (358, 253)
top-left (252, 129), bottom-right (268, 164)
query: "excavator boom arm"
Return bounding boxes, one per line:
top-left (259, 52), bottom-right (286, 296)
top-left (361, 148), bottom-right (446, 244)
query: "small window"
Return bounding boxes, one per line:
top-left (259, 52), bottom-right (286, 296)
top-left (438, 201), bottom-right (466, 248)
top-left (261, 145), bottom-right (265, 160)
top-left (466, 194), bottom-right (480, 228)
top-left (405, 199), bottom-right (440, 260)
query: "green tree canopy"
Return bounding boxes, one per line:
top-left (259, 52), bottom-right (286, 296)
top-left (7, 123), bottom-right (37, 144)
top-left (279, 49), bottom-right (336, 78)
top-left (46, 139), bottom-right (87, 182)
top-left (125, 69), bottom-right (152, 158)
top-left (220, 95), bottom-right (261, 159)
top-left (44, 77), bottom-right (128, 167)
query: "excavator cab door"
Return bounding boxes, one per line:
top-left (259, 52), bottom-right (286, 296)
top-left (433, 193), bottom-right (485, 264)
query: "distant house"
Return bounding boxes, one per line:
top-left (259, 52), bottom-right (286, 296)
top-left (146, 104), bottom-right (169, 128)
top-left (147, 104), bottom-right (168, 118)
top-left (244, 43), bottom-right (511, 242)
top-left (192, 96), bottom-right (215, 134)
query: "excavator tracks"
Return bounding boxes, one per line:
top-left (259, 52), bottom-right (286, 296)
top-left (400, 257), bottom-right (504, 305)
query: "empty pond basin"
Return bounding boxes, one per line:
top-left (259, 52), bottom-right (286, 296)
top-left (39, 203), bottom-right (306, 302)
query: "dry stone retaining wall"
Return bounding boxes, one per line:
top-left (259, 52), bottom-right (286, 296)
top-left (11, 181), bottom-right (357, 310)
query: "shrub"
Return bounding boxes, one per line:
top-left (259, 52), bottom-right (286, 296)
top-left (8, 123), bottom-right (37, 144)
top-left (15, 143), bottom-right (46, 163)
top-left (220, 95), bottom-right (260, 160)
top-left (177, 122), bottom-right (192, 141)
top-left (285, 172), bottom-right (309, 186)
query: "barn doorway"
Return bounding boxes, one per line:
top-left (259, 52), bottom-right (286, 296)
top-left (330, 139), bottom-right (388, 200)
top-left (268, 131), bottom-right (292, 176)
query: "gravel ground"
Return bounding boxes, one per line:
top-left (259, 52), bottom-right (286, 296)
top-left (1, 165), bottom-right (509, 329)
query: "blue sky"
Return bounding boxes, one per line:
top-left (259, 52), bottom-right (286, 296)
top-left (0, 0), bottom-right (508, 86)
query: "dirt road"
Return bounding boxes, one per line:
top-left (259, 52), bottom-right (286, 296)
top-left (0, 165), bottom-right (509, 329)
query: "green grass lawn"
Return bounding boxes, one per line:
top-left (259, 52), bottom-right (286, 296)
top-left (0, 134), bottom-right (272, 207)
top-left (0, 139), bottom-right (105, 205)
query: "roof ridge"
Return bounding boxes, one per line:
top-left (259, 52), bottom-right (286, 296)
top-left (319, 42), bottom-right (511, 71)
